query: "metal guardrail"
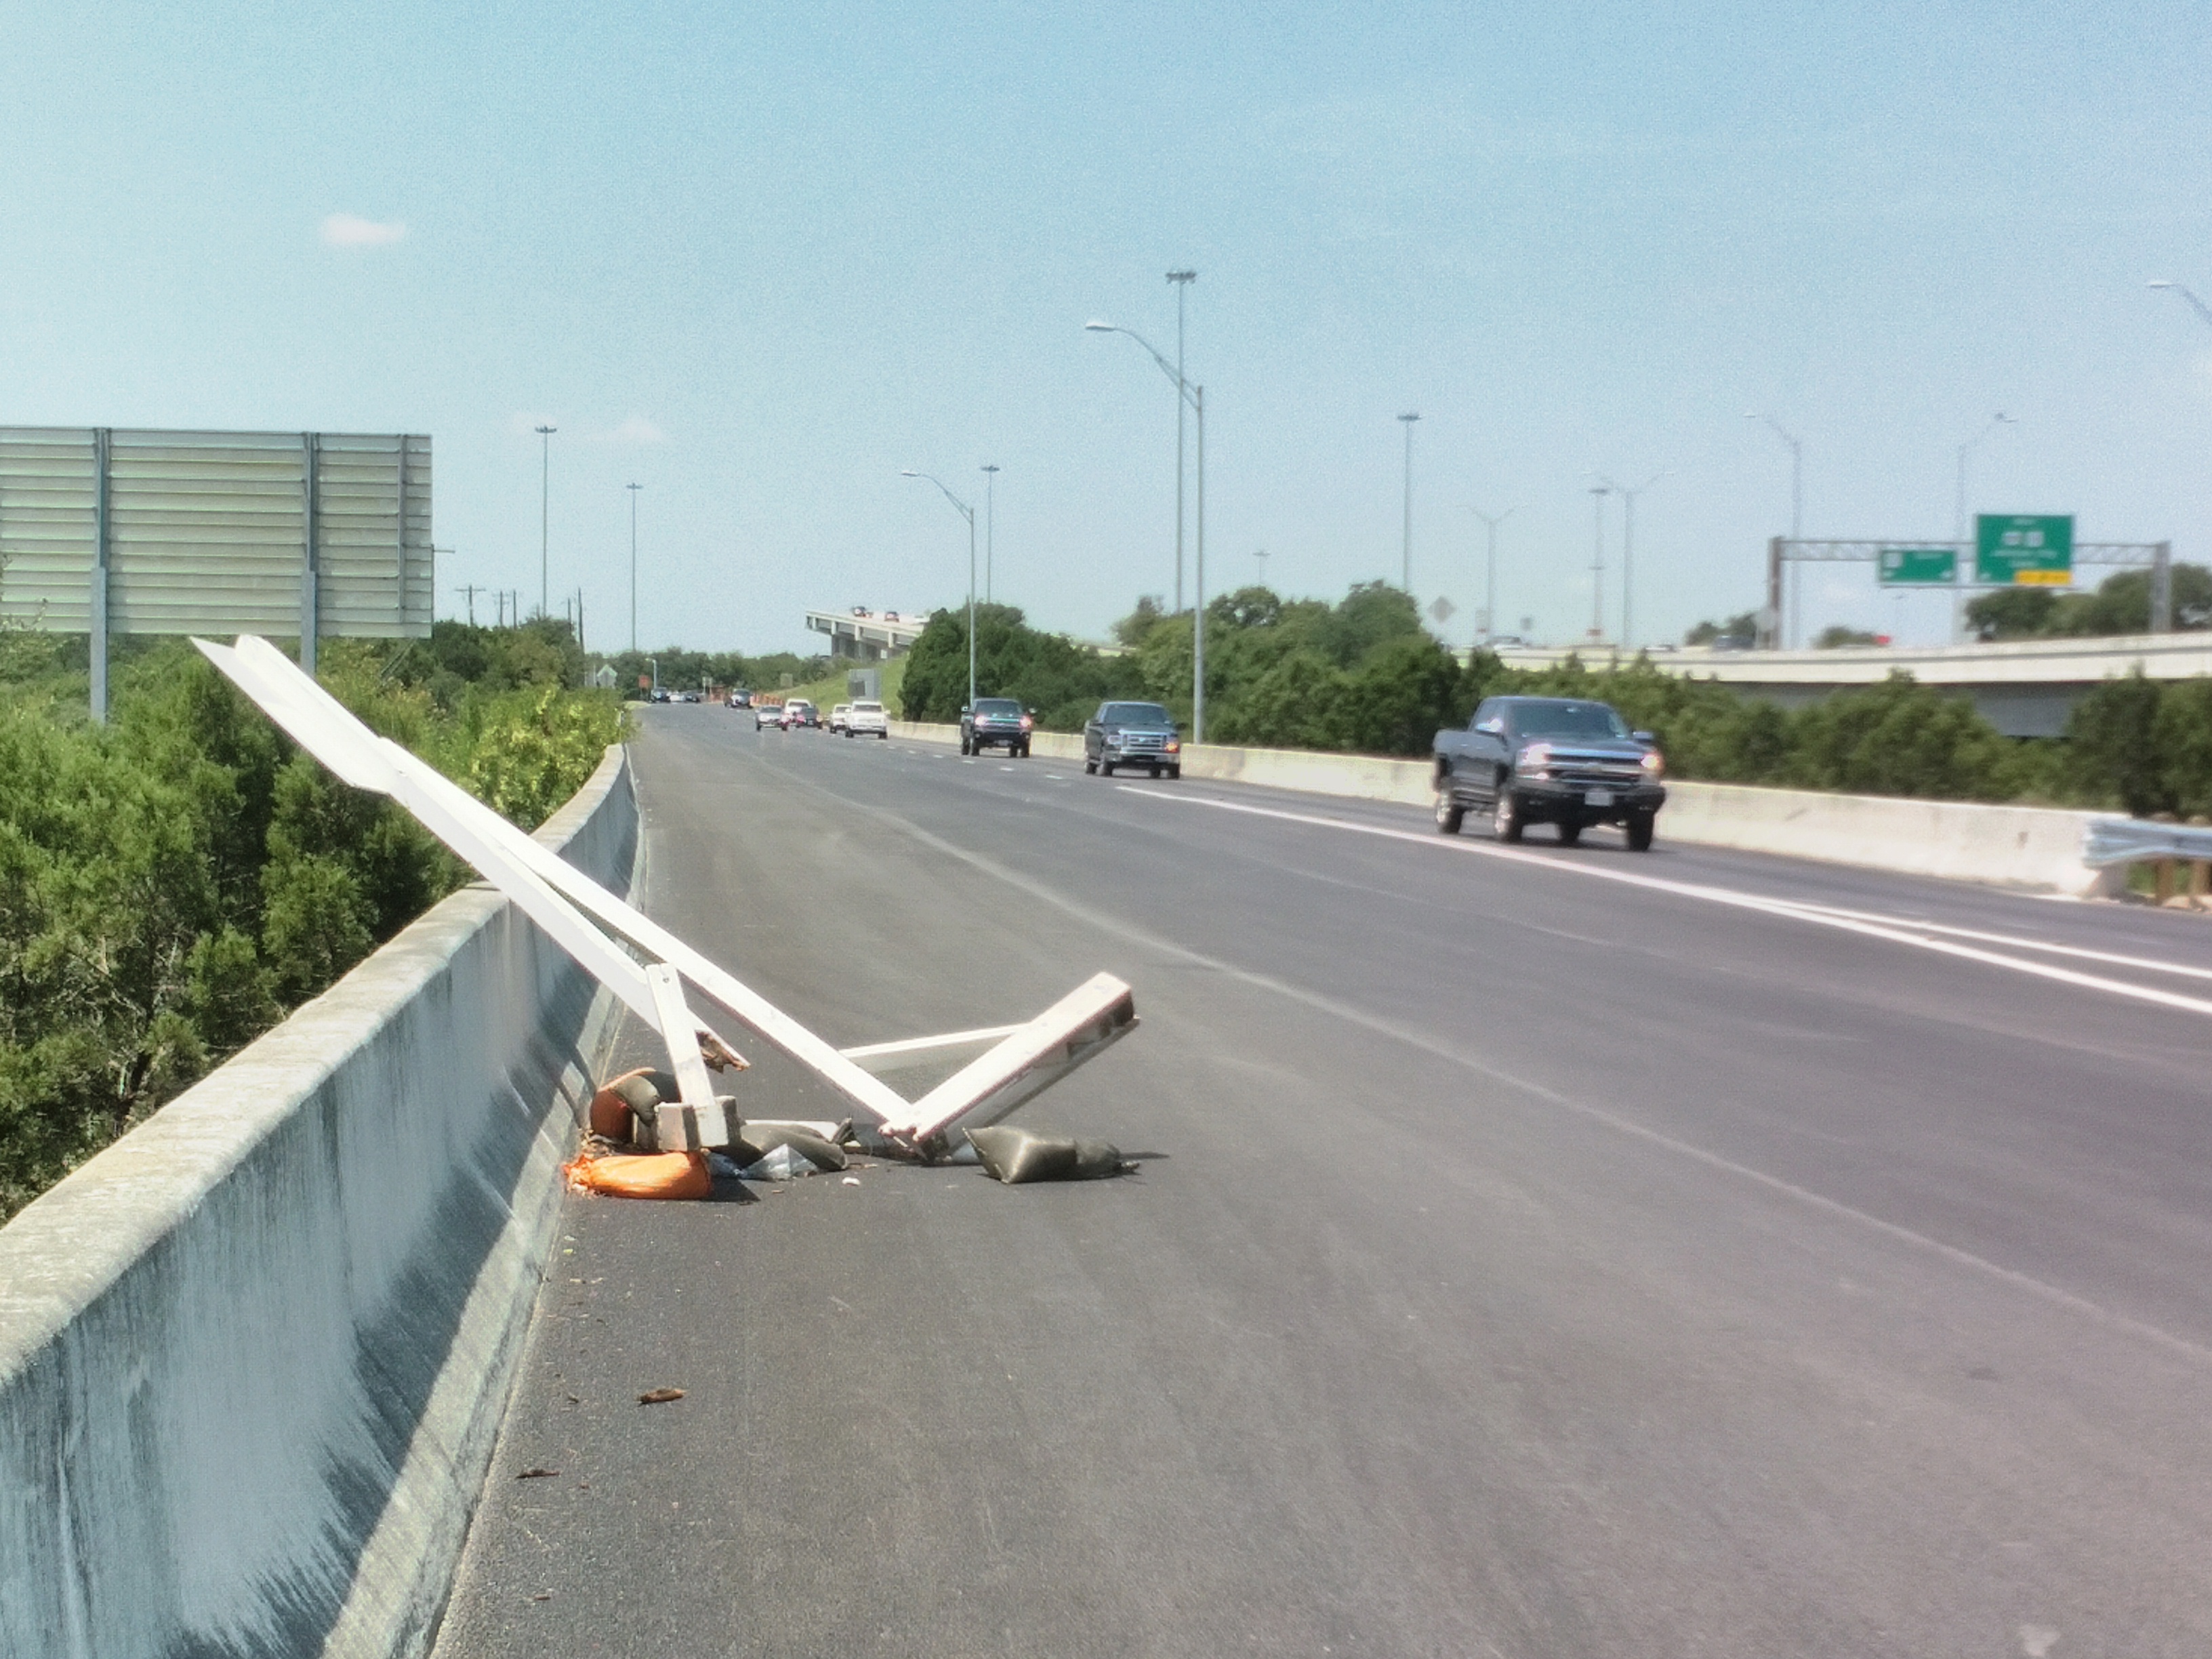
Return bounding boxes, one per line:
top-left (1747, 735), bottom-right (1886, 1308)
top-left (2083, 818), bottom-right (2212, 868)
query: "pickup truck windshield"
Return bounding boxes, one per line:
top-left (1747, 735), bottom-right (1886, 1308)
top-left (1512, 701), bottom-right (1627, 739)
top-left (1101, 703), bottom-right (1173, 726)
top-left (974, 699), bottom-right (1023, 715)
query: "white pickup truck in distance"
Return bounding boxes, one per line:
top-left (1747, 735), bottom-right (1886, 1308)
top-left (846, 700), bottom-right (889, 739)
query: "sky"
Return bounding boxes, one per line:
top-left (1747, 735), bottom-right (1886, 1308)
top-left (3, 1), bottom-right (2210, 655)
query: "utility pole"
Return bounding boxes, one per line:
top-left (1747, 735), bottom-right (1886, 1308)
top-left (1168, 269), bottom-right (1196, 613)
top-left (454, 583), bottom-right (483, 626)
top-left (1398, 413), bottom-right (1420, 590)
top-left (626, 482), bottom-right (642, 653)
top-left (1588, 485), bottom-right (1611, 642)
top-left (1254, 548), bottom-right (1269, 586)
top-left (980, 464), bottom-right (1000, 602)
top-left (535, 424), bottom-right (557, 616)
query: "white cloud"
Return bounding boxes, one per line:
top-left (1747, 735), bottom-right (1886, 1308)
top-left (596, 415), bottom-right (668, 445)
top-left (321, 212), bottom-right (407, 248)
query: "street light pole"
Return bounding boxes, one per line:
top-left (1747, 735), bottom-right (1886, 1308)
top-left (1952, 412), bottom-right (2015, 642)
top-left (534, 424), bottom-right (556, 617)
top-left (2149, 279), bottom-right (2212, 329)
top-left (1086, 316), bottom-right (1208, 744)
top-left (626, 482), bottom-right (642, 653)
top-left (901, 470), bottom-right (979, 710)
top-left (1587, 485), bottom-right (1610, 642)
top-left (980, 464), bottom-right (1000, 602)
top-left (1595, 472), bottom-right (1671, 649)
top-left (1398, 413), bottom-right (1420, 591)
top-left (1744, 413), bottom-right (1802, 647)
top-left (1469, 506), bottom-right (1522, 644)
top-left (1168, 270), bottom-right (1196, 613)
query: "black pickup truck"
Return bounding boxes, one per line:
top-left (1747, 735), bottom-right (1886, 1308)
top-left (1432, 695), bottom-right (1666, 848)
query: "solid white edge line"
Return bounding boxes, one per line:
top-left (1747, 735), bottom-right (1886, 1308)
top-left (1124, 786), bottom-right (2212, 1023)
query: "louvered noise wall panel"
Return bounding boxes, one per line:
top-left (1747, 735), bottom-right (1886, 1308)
top-left (0, 428), bottom-right (431, 637)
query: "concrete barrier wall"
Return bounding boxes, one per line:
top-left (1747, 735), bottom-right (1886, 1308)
top-left (0, 744), bottom-right (638, 1659)
top-left (889, 721), bottom-right (2118, 894)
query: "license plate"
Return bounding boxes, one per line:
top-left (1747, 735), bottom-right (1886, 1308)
top-left (1584, 788), bottom-right (1614, 807)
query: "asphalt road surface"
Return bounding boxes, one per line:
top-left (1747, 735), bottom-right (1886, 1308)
top-left (433, 710), bottom-right (2212, 1658)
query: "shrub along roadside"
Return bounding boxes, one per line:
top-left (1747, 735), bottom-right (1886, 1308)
top-left (0, 634), bottom-right (626, 1221)
top-left (893, 581), bottom-right (2212, 814)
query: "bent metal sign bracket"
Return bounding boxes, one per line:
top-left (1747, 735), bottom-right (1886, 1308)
top-left (194, 635), bottom-right (1138, 1156)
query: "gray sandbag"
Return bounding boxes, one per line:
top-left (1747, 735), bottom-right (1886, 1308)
top-left (964, 1125), bottom-right (1124, 1185)
top-left (613, 1071), bottom-right (678, 1113)
top-left (729, 1125), bottom-right (847, 1172)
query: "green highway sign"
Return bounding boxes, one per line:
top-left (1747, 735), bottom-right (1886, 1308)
top-left (1877, 546), bottom-right (1957, 586)
top-left (1975, 514), bottom-right (2074, 586)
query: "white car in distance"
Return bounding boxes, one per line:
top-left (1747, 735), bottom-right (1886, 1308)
top-left (754, 703), bottom-right (783, 731)
top-left (846, 700), bottom-right (889, 739)
top-left (829, 703), bottom-right (851, 734)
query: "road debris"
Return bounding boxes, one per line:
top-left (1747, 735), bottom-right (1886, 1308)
top-left (516, 1468), bottom-right (559, 1480)
top-left (563, 1150), bottom-right (712, 1200)
top-left (637, 1387), bottom-right (686, 1405)
top-left (965, 1124), bottom-right (1128, 1185)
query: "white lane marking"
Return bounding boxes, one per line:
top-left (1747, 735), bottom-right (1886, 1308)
top-left (742, 752), bottom-right (2212, 1367)
top-left (1124, 787), bottom-right (2212, 1023)
top-left (1776, 897), bottom-right (2212, 983)
top-left (1000, 766), bottom-right (1015, 773)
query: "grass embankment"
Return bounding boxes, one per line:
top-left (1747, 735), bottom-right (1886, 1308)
top-left (0, 623), bottom-right (626, 1221)
top-left (770, 655), bottom-right (907, 718)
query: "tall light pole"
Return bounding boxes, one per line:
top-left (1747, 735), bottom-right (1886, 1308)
top-left (534, 424), bottom-right (556, 616)
top-left (980, 464), bottom-right (1000, 602)
top-left (1398, 413), bottom-right (1420, 591)
top-left (1953, 412), bottom-right (2015, 542)
top-left (626, 482), bottom-right (642, 653)
top-left (1595, 471), bottom-right (1670, 649)
top-left (1469, 506), bottom-right (1521, 644)
top-left (1952, 413), bottom-right (2015, 643)
top-left (1587, 485), bottom-right (1610, 642)
top-left (2149, 279), bottom-right (2212, 328)
top-left (1168, 270), bottom-right (1196, 613)
top-left (1086, 317), bottom-right (1208, 744)
top-left (1745, 412), bottom-right (1802, 646)
top-left (901, 470), bottom-right (978, 710)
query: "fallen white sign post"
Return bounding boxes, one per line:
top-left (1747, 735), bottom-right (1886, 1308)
top-left (195, 635), bottom-right (1138, 1155)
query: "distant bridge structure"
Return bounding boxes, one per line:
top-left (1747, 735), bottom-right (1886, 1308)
top-left (1491, 632), bottom-right (2212, 739)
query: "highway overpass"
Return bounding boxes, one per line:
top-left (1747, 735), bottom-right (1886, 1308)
top-left (425, 710), bottom-right (2212, 1656)
top-left (1495, 630), bottom-right (2212, 736)
top-left (804, 607), bottom-right (926, 661)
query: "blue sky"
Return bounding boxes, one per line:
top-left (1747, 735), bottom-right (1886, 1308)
top-left (3, 1), bottom-right (2209, 653)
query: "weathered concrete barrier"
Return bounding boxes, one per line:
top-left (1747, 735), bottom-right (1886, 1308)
top-left (0, 745), bottom-right (638, 1659)
top-left (888, 721), bottom-right (2120, 894)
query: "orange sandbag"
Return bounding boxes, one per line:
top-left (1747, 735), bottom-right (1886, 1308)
top-left (563, 1150), bottom-right (711, 1200)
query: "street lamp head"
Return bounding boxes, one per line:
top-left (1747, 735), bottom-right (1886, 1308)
top-left (900, 468), bottom-right (920, 478)
top-left (1399, 411), bottom-right (1420, 423)
top-left (1084, 319), bottom-right (1115, 332)
top-left (2150, 279), bottom-right (2175, 289)
top-left (980, 463), bottom-right (1000, 475)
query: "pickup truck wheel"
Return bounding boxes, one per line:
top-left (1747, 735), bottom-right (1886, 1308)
top-left (1167, 765), bottom-right (1181, 780)
top-left (1557, 821), bottom-right (1582, 846)
top-left (1101, 761), bottom-right (1115, 777)
top-left (1626, 813), bottom-right (1656, 852)
top-left (1084, 758), bottom-right (1098, 775)
top-left (1493, 790), bottom-right (1525, 843)
top-left (1149, 764), bottom-right (1162, 779)
top-left (1435, 794), bottom-right (1465, 836)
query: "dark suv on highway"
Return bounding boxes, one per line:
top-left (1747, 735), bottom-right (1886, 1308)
top-left (962, 697), bottom-right (1033, 757)
top-left (1433, 695), bottom-right (1666, 848)
top-left (1085, 701), bottom-right (1182, 779)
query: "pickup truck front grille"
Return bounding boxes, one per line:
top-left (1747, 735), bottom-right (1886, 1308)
top-left (1547, 758), bottom-right (1645, 785)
